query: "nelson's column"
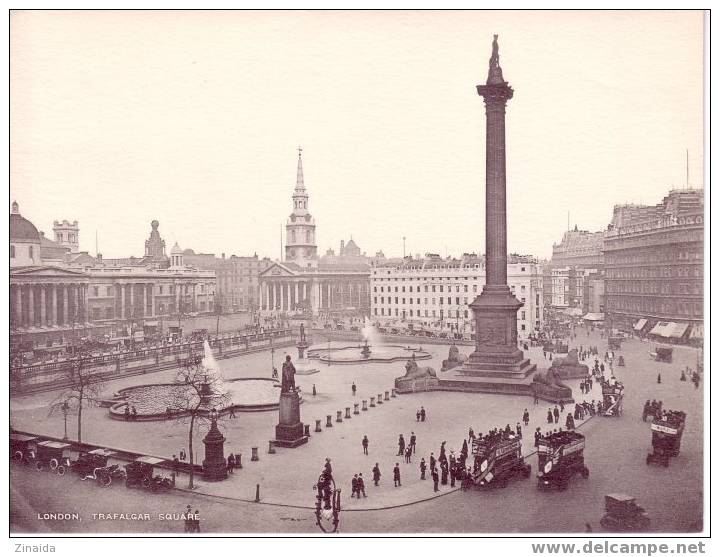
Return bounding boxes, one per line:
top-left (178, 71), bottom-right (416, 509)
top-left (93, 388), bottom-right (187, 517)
top-left (459, 35), bottom-right (536, 393)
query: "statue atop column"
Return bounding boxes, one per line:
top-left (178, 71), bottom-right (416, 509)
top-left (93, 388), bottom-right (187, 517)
top-left (487, 34), bottom-right (506, 85)
top-left (281, 354), bottom-right (297, 393)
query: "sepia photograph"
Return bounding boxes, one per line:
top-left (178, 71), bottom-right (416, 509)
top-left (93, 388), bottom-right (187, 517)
top-left (7, 8), bottom-right (708, 541)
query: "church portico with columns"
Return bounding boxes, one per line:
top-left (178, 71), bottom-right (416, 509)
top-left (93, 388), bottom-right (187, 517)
top-left (259, 263), bottom-right (369, 315)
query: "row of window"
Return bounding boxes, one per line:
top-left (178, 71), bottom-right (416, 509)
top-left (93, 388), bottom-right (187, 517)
top-left (606, 266), bottom-right (701, 279)
top-left (373, 283), bottom-right (529, 294)
top-left (374, 296), bottom-right (530, 306)
top-left (371, 308), bottom-right (532, 321)
top-left (607, 298), bottom-right (702, 317)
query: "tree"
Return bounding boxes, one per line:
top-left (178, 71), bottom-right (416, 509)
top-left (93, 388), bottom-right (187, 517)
top-left (168, 353), bottom-right (231, 489)
top-left (49, 349), bottom-right (105, 444)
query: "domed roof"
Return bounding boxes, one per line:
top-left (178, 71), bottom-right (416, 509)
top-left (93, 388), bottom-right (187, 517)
top-left (10, 202), bottom-right (41, 242)
top-left (170, 242), bottom-right (183, 255)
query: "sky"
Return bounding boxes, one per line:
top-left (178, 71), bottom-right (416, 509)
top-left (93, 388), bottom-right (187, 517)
top-left (10, 10), bottom-right (705, 261)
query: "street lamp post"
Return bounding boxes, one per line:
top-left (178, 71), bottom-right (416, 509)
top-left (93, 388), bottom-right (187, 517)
top-left (61, 401), bottom-right (69, 440)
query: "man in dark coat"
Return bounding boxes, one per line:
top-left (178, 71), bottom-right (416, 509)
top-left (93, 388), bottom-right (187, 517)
top-left (372, 463), bottom-right (381, 486)
top-left (429, 452), bottom-right (436, 472)
top-left (357, 473), bottom-right (367, 497)
top-left (419, 458), bottom-right (427, 480)
top-left (393, 463), bottom-right (401, 487)
top-left (362, 435), bottom-right (369, 455)
top-left (409, 432), bottom-right (417, 454)
top-left (398, 434), bottom-right (406, 456)
top-left (420, 407), bottom-right (426, 421)
top-left (405, 445), bottom-right (412, 464)
top-left (553, 406), bottom-right (560, 423)
top-left (547, 409), bottom-right (554, 424)
top-left (351, 474), bottom-right (358, 498)
top-left (432, 467), bottom-right (440, 492)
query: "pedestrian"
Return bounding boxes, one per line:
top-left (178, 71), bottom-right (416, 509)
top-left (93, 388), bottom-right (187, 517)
top-left (372, 463), bottom-right (381, 486)
top-left (227, 453), bottom-right (235, 473)
top-left (124, 405), bottom-right (130, 421)
top-left (229, 405), bottom-right (236, 419)
top-left (468, 426), bottom-right (475, 442)
top-left (416, 409), bottom-right (421, 422)
top-left (450, 464), bottom-right (456, 488)
top-left (131, 405), bottom-right (138, 420)
top-left (429, 452), bottom-right (436, 472)
top-left (179, 449), bottom-right (186, 461)
top-left (351, 474), bottom-right (359, 498)
top-left (362, 435), bottom-right (369, 455)
top-left (547, 409), bottom-right (553, 424)
top-left (516, 422), bottom-right (522, 437)
top-left (534, 427), bottom-right (541, 447)
top-left (566, 413), bottom-right (575, 430)
top-left (410, 431), bottom-right (417, 454)
top-left (352, 382), bottom-right (357, 396)
top-left (553, 406), bottom-right (560, 424)
top-left (393, 463), bottom-right (401, 487)
top-left (559, 400), bottom-right (565, 413)
top-left (657, 373), bottom-right (662, 384)
top-left (420, 458), bottom-right (427, 480)
top-left (523, 409), bottom-right (530, 426)
top-left (533, 391), bottom-right (539, 405)
top-left (404, 446), bottom-right (412, 463)
top-left (420, 406), bottom-right (426, 422)
top-left (357, 473), bottom-right (366, 497)
top-left (398, 434), bottom-right (406, 456)
top-left (440, 462), bottom-right (448, 485)
top-left (432, 467), bottom-right (440, 492)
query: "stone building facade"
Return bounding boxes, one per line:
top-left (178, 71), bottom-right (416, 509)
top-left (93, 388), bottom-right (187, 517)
top-left (370, 254), bottom-right (543, 337)
top-left (604, 189), bottom-right (704, 340)
top-left (10, 207), bottom-right (216, 348)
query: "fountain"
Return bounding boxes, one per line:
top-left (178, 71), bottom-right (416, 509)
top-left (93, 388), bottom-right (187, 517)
top-left (360, 340), bottom-right (371, 358)
top-left (306, 318), bottom-right (431, 364)
top-left (108, 340), bottom-right (287, 420)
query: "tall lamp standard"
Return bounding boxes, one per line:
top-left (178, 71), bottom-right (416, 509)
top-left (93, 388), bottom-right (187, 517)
top-left (61, 401), bottom-right (69, 440)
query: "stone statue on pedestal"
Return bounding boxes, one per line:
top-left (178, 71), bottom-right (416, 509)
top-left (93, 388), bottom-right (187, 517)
top-left (281, 355), bottom-right (297, 393)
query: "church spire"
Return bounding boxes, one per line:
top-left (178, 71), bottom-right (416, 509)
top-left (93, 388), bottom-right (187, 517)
top-left (295, 146), bottom-right (305, 192)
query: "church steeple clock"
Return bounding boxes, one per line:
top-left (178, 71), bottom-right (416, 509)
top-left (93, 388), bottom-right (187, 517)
top-left (284, 148), bottom-right (318, 268)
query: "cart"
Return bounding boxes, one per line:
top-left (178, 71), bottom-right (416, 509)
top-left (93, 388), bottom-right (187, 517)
top-left (35, 440), bottom-right (73, 475)
top-left (646, 412), bottom-right (686, 467)
top-left (600, 493), bottom-right (651, 531)
top-left (600, 381), bottom-right (624, 417)
top-left (124, 455), bottom-right (172, 492)
top-left (10, 433), bottom-right (39, 464)
top-left (536, 431), bottom-right (589, 490)
top-left (608, 336), bottom-right (623, 351)
top-left (472, 435), bottom-right (531, 488)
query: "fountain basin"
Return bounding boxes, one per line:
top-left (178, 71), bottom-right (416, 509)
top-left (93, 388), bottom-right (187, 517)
top-left (306, 344), bottom-right (431, 365)
top-left (108, 378), bottom-right (287, 421)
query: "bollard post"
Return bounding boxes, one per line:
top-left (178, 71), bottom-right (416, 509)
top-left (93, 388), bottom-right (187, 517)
top-left (315, 419), bottom-right (322, 432)
top-left (326, 415), bottom-right (333, 428)
top-left (255, 484), bottom-right (260, 502)
top-left (354, 403), bottom-right (360, 415)
top-left (251, 447), bottom-right (259, 461)
top-left (370, 397), bottom-right (375, 407)
top-left (304, 424), bottom-right (311, 437)
top-left (336, 410), bottom-right (343, 423)
top-left (345, 407), bottom-right (351, 419)
top-left (268, 441), bottom-right (276, 454)
top-left (312, 384), bottom-right (317, 396)
top-left (362, 400), bottom-right (368, 411)
top-left (391, 388), bottom-right (397, 397)
top-left (384, 391), bottom-right (390, 401)
top-left (377, 393), bottom-right (383, 404)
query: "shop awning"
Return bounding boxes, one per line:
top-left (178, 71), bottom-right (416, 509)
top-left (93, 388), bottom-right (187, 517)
top-left (144, 321), bottom-right (159, 327)
top-left (633, 318), bottom-right (648, 331)
top-left (666, 322), bottom-right (689, 338)
top-left (649, 322), bottom-right (669, 336)
top-left (582, 313), bottom-right (605, 321)
top-left (690, 324), bottom-right (704, 339)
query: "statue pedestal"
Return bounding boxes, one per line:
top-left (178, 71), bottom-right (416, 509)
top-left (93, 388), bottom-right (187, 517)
top-left (202, 419), bottom-right (228, 481)
top-left (296, 340), bottom-right (309, 360)
top-left (273, 391), bottom-right (308, 448)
